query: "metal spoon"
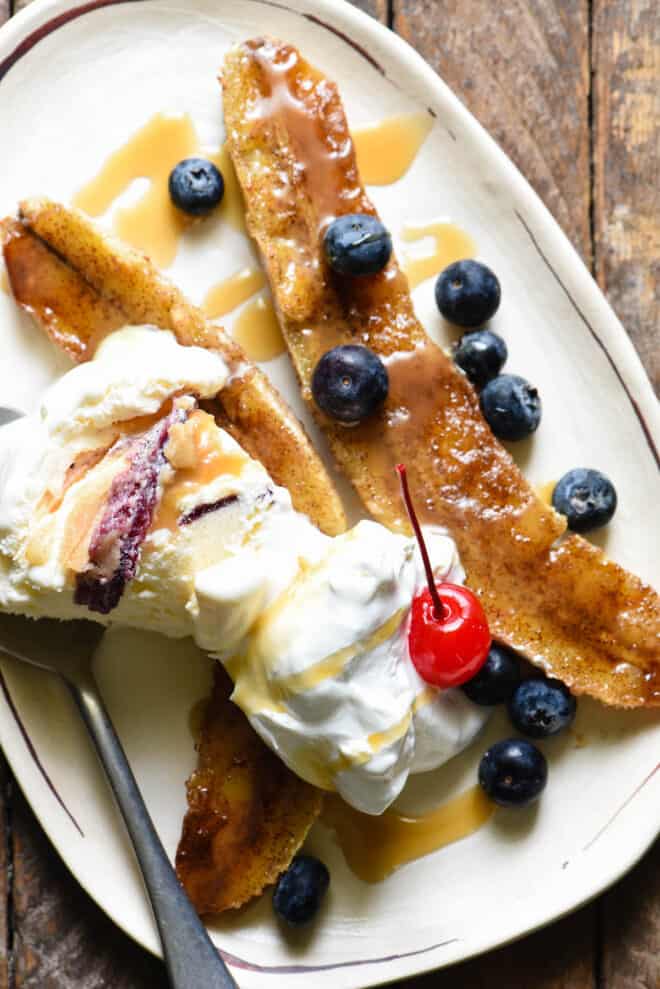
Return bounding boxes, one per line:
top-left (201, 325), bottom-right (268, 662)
top-left (0, 409), bottom-right (238, 988)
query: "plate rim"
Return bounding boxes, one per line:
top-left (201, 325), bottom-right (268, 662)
top-left (0, 0), bottom-right (658, 985)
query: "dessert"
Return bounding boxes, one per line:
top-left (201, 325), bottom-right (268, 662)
top-left (0, 239), bottom-right (491, 909)
top-left (0, 198), bottom-right (347, 539)
top-left (0, 33), bottom-right (656, 929)
top-left (0, 199), bottom-right (346, 908)
top-left (0, 326), bottom-right (488, 815)
top-left (222, 36), bottom-right (660, 708)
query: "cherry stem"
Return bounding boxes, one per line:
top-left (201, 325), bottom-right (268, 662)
top-left (396, 464), bottom-right (445, 621)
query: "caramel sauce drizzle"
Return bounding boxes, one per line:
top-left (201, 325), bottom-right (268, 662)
top-left (155, 410), bottom-right (246, 533)
top-left (353, 112), bottom-right (432, 186)
top-left (536, 480), bottom-right (557, 507)
top-left (73, 114), bottom-right (244, 268)
top-left (203, 268), bottom-right (266, 319)
top-left (232, 296), bottom-right (286, 362)
top-left (322, 786), bottom-right (494, 883)
top-left (250, 45), bottom-right (362, 227)
top-left (402, 221), bottom-right (476, 290)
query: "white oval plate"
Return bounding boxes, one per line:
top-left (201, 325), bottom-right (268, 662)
top-left (0, 1), bottom-right (658, 986)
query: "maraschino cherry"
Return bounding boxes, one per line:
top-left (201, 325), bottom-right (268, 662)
top-left (397, 464), bottom-right (491, 688)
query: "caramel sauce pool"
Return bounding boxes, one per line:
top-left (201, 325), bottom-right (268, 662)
top-left (353, 112), bottom-right (433, 186)
top-left (536, 480), bottom-right (558, 507)
top-left (232, 296), bottom-right (286, 362)
top-left (402, 221), bottom-right (475, 289)
top-left (73, 113), bottom-right (244, 268)
top-left (203, 268), bottom-right (266, 319)
top-left (322, 786), bottom-right (494, 883)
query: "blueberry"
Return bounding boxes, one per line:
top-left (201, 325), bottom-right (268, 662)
top-left (478, 738), bottom-right (547, 807)
top-left (462, 643), bottom-right (521, 705)
top-left (168, 158), bottom-right (224, 216)
top-left (453, 329), bottom-right (508, 389)
top-left (552, 468), bottom-right (617, 533)
top-left (508, 678), bottom-right (577, 738)
top-left (435, 260), bottom-right (501, 328)
top-left (324, 214), bottom-right (392, 276)
top-left (312, 344), bottom-right (388, 423)
top-left (479, 374), bottom-right (541, 441)
top-left (273, 855), bottom-right (330, 926)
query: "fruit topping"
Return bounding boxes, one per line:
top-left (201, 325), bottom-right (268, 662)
top-left (74, 403), bottom-right (190, 614)
top-left (272, 855), bottom-right (330, 926)
top-left (169, 158), bottom-right (224, 216)
top-left (323, 213), bottom-right (392, 276)
top-left (478, 738), bottom-right (548, 807)
top-left (479, 373), bottom-right (541, 441)
top-left (453, 329), bottom-right (508, 389)
top-left (435, 259), bottom-right (501, 328)
top-left (312, 344), bottom-right (388, 424)
top-left (397, 465), bottom-right (491, 688)
top-left (508, 678), bottom-right (577, 738)
top-left (462, 643), bottom-right (521, 705)
top-left (552, 468), bottom-right (617, 533)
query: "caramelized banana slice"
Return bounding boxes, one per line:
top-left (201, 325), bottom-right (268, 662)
top-left (2, 217), bottom-right (124, 361)
top-left (222, 37), bottom-right (660, 707)
top-left (176, 665), bottom-right (322, 914)
top-left (1, 200), bottom-right (346, 538)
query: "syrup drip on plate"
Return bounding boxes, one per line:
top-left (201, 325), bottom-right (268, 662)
top-left (0, 269), bottom-right (9, 296)
top-left (232, 297), bottom-right (286, 363)
top-left (402, 221), bottom-right (475, 289)
top-left (536, 480), bottom-right (557, 507)
top-left (353, 112), bottom-right (433, 186)
top-left (203, 268), bottom-right (266, 319)
top-left (73, 113), bottom-right (244, 268)
top-left (322, 785), bottom-right (494, 882)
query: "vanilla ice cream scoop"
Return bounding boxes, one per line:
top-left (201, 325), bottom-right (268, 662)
top-left (0, 326), bottom-right (488, 813)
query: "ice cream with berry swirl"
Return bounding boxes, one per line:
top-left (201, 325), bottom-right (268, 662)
top-left (0, 326), bottom-right (489, 813)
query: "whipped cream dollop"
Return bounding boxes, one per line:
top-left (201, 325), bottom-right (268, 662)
top-left (0, 326), bottom-right (488, 813)
top-left (227, 520), bottom-right (488, 813)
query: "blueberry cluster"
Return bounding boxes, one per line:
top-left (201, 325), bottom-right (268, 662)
top-left (434, 259), bottom-right (541, 441)
top-left (440, 260), bottom-right (618, 531)
top-left (311, 214), bottom-right (393, 423)
top-left (461, 643), bottom-right (577, 807)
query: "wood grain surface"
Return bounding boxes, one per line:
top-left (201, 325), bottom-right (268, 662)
top-left (0, 0), bottom-right (658, 986)
top-left (0, 762), bottom-right (9, 989)
top-left (593, 0), bottom-right (660, 390)
top-left (395, 0), bottom-right (592, 261)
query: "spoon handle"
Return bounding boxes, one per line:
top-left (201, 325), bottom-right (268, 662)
top-left (69, 675), bottom-right (239, 989)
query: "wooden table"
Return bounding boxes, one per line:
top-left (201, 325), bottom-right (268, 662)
top-left (0, 0), bottom-right (658, 985)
